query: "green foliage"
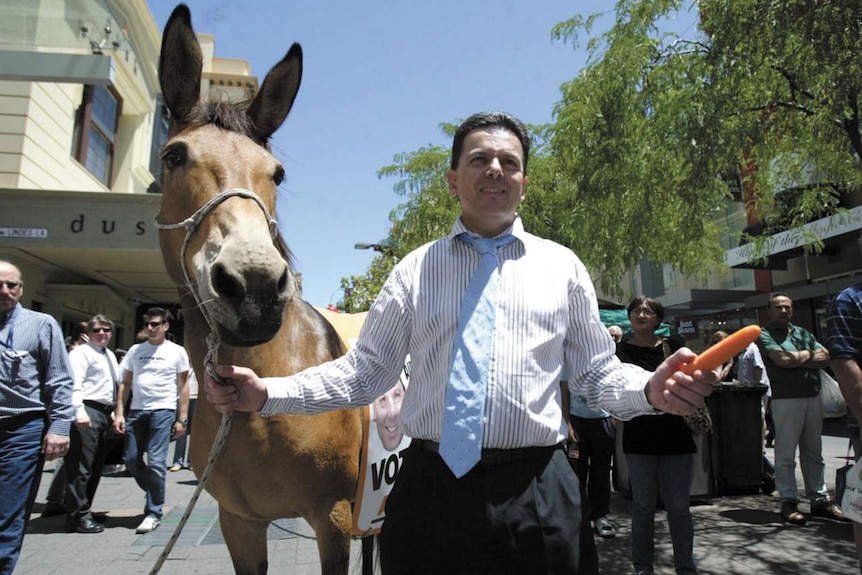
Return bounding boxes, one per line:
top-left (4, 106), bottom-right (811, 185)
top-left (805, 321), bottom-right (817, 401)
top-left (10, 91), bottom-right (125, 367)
top-left (549, 0), bottom-right (862, 296)
top-left (337, 254), bottom-right (396, 313)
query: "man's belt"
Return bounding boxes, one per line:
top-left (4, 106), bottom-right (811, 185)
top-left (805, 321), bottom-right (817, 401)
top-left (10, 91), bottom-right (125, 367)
top-left (83, 400), bottom-right (114, 414)
top-left (412, 438), bottom-right (562, 465)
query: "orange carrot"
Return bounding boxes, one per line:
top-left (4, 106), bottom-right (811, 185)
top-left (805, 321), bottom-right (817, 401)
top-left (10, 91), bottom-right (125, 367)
top-left (681, 325), bottom-right (762, 376)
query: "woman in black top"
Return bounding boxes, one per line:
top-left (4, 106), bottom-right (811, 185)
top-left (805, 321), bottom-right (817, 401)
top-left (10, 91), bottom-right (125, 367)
top-left (617, 296), bottom-right (698, 575)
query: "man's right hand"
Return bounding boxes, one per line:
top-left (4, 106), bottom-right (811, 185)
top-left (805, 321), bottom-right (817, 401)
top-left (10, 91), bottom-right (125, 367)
top-left (204, 365), bottom-right (268, 414)
top-left (112, 414), bottom-right (125, 435)
top-left (75, 413), bottom-right (92, 430)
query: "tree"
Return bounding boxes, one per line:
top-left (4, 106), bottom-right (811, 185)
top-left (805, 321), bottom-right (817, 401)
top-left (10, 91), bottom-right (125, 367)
top-left (550, 0), bottom-right (862, 290)
top-left (337, 137), bottom-right (457, 311)
top-left (337, 253), bottom-right (397, 313)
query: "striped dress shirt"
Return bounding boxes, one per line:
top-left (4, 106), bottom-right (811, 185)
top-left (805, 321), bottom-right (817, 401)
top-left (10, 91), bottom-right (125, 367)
top-left (0, 304), bottom-right (74, 435)
top-left (264, 217), bottom-right (656, 448)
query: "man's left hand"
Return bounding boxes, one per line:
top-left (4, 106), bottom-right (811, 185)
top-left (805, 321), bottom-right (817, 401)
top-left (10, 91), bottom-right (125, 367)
top-left (646, 347), bottom-right (720, 415)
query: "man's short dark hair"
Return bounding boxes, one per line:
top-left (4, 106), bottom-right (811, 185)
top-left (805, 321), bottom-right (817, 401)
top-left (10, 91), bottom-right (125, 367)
top-left (144, 307), bottom-right (168, 321)
top-left (450, 112), bottom-right (531, 174)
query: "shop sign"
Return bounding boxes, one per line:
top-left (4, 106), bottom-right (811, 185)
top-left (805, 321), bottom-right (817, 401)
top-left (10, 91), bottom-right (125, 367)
top-left (0, 227), bottom-right (48, 238)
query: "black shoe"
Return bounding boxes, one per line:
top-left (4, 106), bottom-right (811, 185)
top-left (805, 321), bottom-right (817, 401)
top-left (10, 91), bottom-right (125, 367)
top-left (811, 500), bottom-right (852, 522)
top-left (780, 501), bottom-right (806, 526)
top-left (40, 504), bottom-right (65, 518)
top-left (92, 511), bottom-right (108, 524)
top-left (66, 518), bottom-right (105, 534)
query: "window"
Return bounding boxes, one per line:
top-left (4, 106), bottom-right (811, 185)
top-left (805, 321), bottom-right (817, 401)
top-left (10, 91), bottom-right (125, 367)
top-left (73, 85), bottom-right (121, 186)
top-left (148, 94), bottom-right (171, 193)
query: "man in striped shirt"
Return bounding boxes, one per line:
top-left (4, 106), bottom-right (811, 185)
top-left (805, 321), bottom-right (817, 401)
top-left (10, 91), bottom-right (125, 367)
top-left (205, 112), bottom-right (718, 574)
top-left (0, 260), bottom-right (74, 574)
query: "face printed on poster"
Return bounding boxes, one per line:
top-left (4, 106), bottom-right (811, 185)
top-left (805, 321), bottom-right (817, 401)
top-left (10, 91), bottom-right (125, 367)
top-left (352, 359), bottom-right (412, 535)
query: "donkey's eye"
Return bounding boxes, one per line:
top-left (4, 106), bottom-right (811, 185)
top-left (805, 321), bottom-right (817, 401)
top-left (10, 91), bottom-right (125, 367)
top-left (273, 166), bottom-right (285, 186)
top-left (162, 145), bottom-right (187, 170)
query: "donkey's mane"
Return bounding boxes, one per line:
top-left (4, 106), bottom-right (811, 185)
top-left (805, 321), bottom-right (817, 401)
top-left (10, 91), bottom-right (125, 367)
top-left (187, 100), bottom-right (254, 137)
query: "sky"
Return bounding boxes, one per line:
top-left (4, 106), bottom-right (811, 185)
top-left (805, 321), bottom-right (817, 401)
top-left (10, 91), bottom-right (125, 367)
top-left (146, 0), bottom-right (692, 307)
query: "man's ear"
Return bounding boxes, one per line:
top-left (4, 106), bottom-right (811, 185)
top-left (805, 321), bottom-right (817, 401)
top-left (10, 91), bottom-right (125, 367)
top-left (447, 169), bottom-right (458, 198)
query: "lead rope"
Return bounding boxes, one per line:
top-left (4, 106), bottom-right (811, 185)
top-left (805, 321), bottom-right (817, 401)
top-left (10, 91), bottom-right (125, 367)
top-left (148, 189), bottom-right (279, 574)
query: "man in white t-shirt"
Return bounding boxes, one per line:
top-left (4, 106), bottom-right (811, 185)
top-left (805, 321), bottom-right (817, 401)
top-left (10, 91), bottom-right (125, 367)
top-left (113, 308), bottom-right (189, 534)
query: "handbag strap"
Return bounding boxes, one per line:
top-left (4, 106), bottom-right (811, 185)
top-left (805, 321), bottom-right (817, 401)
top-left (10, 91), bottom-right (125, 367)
top-left (661, 339), bottom-right (671, 359)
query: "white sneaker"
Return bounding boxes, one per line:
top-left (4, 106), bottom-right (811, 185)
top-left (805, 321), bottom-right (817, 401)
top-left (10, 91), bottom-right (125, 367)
top-left (594, 516), bottom-right (616, 538)
top-left (135, 515), bottom-right (161, 534)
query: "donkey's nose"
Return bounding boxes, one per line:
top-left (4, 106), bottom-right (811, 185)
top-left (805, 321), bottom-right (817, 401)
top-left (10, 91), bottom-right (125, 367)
top-left (211, 260), bottom-right (289, 305)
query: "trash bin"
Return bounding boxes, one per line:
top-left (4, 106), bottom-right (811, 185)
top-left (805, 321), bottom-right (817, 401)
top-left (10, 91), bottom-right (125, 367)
top-left (613, 417), bottom-right (714, 500)
top-left (708, 382), bottom-right (768, 495)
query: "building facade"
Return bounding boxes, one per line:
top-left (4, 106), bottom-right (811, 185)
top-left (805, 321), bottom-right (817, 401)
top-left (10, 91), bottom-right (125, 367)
top-left (0, 0), bottom-right (258, 347)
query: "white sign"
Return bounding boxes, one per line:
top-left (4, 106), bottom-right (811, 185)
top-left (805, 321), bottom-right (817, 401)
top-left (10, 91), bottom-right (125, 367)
top-left (725, 206), bottom-right (862, 267)
top-left (0, 227), bottom-right (48, 238)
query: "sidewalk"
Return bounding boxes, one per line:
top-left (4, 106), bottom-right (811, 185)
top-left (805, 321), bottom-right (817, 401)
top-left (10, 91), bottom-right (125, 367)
top-left (16, 435), bottom-right (858, 574)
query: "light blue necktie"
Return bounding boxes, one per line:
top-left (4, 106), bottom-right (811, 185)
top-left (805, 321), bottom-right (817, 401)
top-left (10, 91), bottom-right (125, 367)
top-left (439, 232), bottom-right (516, 478)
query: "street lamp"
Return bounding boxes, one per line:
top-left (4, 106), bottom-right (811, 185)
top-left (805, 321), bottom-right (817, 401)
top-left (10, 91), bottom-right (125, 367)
top-left (354, 242), bottom-right (396, 257)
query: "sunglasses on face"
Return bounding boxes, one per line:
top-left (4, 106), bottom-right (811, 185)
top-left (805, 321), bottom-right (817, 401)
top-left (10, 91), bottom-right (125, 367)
top-left (0, 281), bottom-right (22, 290)
top-left (145, 321), bottom-right (164, 328)
top-left (91, 327), bottom-right (112, 334)
top-left (631, 308), bottom-right (657, 317)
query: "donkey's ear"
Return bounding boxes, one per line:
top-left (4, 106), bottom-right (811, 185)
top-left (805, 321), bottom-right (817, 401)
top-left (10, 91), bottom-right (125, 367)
top-left (246, 43), bottom-right (303, 145)
top-left (159, 4), bottom-right (202, 127)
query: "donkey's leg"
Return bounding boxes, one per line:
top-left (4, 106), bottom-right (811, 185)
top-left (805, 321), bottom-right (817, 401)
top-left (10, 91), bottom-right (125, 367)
top-left (307, 498), bottom-right (353, 575)
top-left (219, 506), bottom-right (269, 575)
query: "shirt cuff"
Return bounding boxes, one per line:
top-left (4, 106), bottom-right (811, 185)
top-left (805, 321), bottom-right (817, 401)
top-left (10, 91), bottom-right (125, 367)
top-left (259, 377), bottom-right (300, 416)
top-left (636, 375), bottom-right (663, 415)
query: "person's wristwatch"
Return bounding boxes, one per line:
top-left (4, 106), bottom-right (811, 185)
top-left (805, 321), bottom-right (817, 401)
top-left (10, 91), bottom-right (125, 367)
top-left (176, 418), bottom-right (188, 426)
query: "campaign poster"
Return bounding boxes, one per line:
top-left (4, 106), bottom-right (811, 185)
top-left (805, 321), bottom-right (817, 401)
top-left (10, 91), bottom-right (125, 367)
top-left (351, 361), bottom-right (411, 535)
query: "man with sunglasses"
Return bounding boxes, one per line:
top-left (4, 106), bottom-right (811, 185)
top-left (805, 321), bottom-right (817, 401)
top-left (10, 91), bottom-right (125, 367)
top-left (113, 308), bottom-right (189, 534)
top-left (0, 260), bottom-right (73, 573)
top-left (61, 315), bottom-right (120, 534)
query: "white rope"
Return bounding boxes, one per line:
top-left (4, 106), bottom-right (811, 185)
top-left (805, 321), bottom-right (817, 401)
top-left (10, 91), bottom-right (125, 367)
top-left (148, 188), bottom-right (278, 574)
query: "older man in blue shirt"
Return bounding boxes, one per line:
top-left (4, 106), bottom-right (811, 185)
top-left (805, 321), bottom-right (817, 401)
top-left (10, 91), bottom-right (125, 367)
top-left (0, 260), bottom-right (74, 574)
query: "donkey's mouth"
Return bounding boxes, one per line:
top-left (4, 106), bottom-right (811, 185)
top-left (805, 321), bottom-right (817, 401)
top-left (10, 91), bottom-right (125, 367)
top-left (210, 296), bottom-right (286, 347)
top-left (216, 319), bottom-right (282, 347)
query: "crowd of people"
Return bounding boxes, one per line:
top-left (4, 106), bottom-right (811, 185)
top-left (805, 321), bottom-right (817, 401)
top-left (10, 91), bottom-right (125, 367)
top-left (0, 262), bottom-right (191, 574)
top-left (1, 110), bottom-right (861, 575)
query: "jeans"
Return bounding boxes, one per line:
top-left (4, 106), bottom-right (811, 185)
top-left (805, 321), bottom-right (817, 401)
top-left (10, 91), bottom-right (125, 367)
top-left (770, 395), bottom-right (828, 503)
top-left (0, 415), bottom-right (45, 575)
top-left (124, 409), bottom-right (174, 518)
top-left (627, 453), bottom-right (698, 574)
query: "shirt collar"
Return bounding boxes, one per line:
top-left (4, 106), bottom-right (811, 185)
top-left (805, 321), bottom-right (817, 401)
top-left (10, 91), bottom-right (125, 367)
top-left (85, 341), bottom-right (107, 353)
top-left (449, 216), bottom-right (526, 244)
top-left (1, 304), bottom-right (21, 327)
